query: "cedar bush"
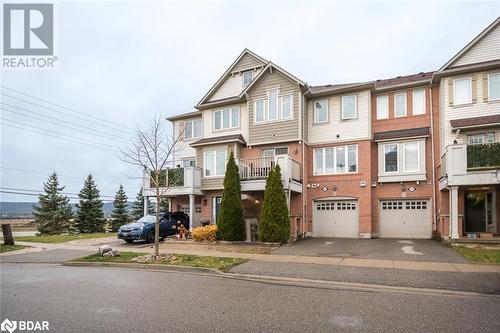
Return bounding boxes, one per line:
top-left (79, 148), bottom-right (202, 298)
top-left (216, 151), bottom-right (246, 241)
top-left (467, 143), bottom-right (500, 169)
top-left (192, 225), bottom-right (217, 242)
top-left (259, 165), bottom-right (290, 243)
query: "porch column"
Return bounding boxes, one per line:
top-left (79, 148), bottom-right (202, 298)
top-left (449, 186), bottom-right (459, 239)
top-left (143, 196), bottom-right (148, 216)
top-left (188, 194), bottom-right (195, 231)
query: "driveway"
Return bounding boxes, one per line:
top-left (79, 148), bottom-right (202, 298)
top-left (274, 238), bottom-right (469, 263)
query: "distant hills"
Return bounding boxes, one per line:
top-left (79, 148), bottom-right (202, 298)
top-left (0, 202), bottom-right (134, 219)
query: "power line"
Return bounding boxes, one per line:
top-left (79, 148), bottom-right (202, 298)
top-left (0, 190), bottom-right (115, 202)
top-left (0, 187), bottom-right (115, 198)
top-left (1, 103), bottom-right (131, 143)
top-left (0, 166), bottom-right (140, 186)
top-left (1, 92), bottom-right (137, 136)
top-left (1, 118), bottom-right (120, 152)
top-left (0, 85), bottom-right (136, 133)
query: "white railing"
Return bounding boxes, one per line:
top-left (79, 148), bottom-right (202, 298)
top-left (238, 155), bottom-right (301, 183)
top-left (143, 166), bottom-right (202, 192)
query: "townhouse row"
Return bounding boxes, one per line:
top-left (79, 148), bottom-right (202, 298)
top-left (143, 17), bottom-right (500, 241)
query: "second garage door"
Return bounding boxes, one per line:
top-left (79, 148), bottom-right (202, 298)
top-left (380, 200), bottom-right (432, 239)
top-left (313, 200), bottom-right (359, 238)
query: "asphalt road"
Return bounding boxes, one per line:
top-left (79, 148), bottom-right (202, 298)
top-left (1, 264), bottom-right (499, 333)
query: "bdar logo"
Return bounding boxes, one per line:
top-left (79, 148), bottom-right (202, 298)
top-left (0, 319), bottom-right (17, 333)
top-left (3, 3), bottom-right (53, 56)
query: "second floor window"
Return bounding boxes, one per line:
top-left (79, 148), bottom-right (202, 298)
top-left (341, 95), bottom-right (357, 119)
top-left (453, 77), bottom-right (472, 105)
top-left (376, 95), bottom-right (388, 119)
top-left (281, 95), bottom-right (293, 119)
top-left (204, 150), bottom-right (226, 177)
top-left (394, 93), bottom-right (407, 117)
top-left (412, 90), bottom-right (425, 115)
top-left (268, 89), bottom-right (278, 121)
top-left (314, 100), bottom-right (328, 123)
top-left (382, 141), bottom-right (422, 174)
top-left (489, 73), bottom-right (500, 101)
top-left (468, 132), bottom-right (495, 145)
top-left (184, 119), bottom-right (202, 139)
top-left (243, 70), bottom-right (253, 86)
top-left (314, 145), bottom-right (357, 175)
top-left (214, 107), bottom-right (239, 130)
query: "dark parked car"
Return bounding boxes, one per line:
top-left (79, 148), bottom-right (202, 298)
top-left (117, 212), bottom-right (189, 243)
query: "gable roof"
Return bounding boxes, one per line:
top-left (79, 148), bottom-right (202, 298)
top-left (238, 62), bottom-right (306, 98)
top-left (438, 17), bottom-right (500, 72)
top-left (196, 49), bottom-right (267, 108)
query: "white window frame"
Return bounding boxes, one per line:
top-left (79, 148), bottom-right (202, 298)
top-left (383, 143), bottom-right (399, 173)
top-left (181, 157), bottom-right (196, 167)
top-left (453, 77), bottom-right (472, 106)
top-left (184, 119), bottom-right (202, 140)
top-left (394, 93), bottom-right (407, 117)
top-left (314, 100), bottom-right (329, 124)
top-left (313, 145), bottom-right (358, 175)
top-left (488, 72), bottom-right (500, 101)
top-left (403, 142), bottom-right (420, 172)
top-left (254, 100), bottom-right (266, 123)
top-left (467, 132), bottom-right (495, 145)
top-left (376, 95), bottom-right (389, 120)
top-left (213, 107), bottom-right (240, 131)
top-left (242, 70), bottom-right (253, 86)
top-left (412, 89), bottom-right (426, 115)
top-left (280, 95), bottom-right (293, 119)
top-left (203, 149), bottom-right (227, 177)
top-left (267, 89), bottom-right (279, 121)
top-left (341, 95), bottom-right (357, 120)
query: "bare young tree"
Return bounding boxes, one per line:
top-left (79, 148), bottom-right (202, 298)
top-left (121, 113), bottom-right (184, 258)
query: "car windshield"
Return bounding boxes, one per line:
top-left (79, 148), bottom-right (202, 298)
top-left (136, 215), bottom-right (156, 224)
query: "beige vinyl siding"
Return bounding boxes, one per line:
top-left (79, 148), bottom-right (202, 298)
top-left (248, 71), bottom-right (301, 145)
top-left (441, 72), bottom-right (500, 150)
top-left (307, 90), bottom-right (371, 145)
top-left (451, 25), bottom-right (500, 67)
top-left (173, 120), bottom-right (198, 163)
top-left (233, 53), bottom-right (265, 72)
top-left (302, 92), bottom-right (309, 142)
top-left (197, 144), bottom-right (236, 190)
top-left (202, 103), bottom-right (248, 142)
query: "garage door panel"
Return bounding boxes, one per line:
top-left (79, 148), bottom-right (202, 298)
top-left (380, 200), bottom-right (431, 239)
top-left (313, 200), bottom-right (359, 238)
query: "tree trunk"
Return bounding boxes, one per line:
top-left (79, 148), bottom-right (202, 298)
top-left (2, 224), bottom-right (15, 245)
top-left (154, 174), bottom-right (160, 258)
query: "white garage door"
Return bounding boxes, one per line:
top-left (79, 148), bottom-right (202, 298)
top-left (313, 200), bottom-right (359, 238)
top-left (380, 200), bottom-right (432, 239)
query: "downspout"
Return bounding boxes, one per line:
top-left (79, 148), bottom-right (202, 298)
top-left (429, 81), bottom-right (437, 232)
top-left (301, 88), bottom-right (310, 238)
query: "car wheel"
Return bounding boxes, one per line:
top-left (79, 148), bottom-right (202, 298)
top-left (125, 239), bottom-right (134, 244)
top-left (147, 230), bottom-right (155, 243)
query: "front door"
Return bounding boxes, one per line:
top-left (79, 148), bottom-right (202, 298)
top-left (212, 196), bottom-right (222, 224)
top-left (465, 191), bottom-right (496, 233)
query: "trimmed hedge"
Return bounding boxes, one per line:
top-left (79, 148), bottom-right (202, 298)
top-left (467, 143), bottom-right (500, 169)
top-left (192, 225), bottom-right (217, 242)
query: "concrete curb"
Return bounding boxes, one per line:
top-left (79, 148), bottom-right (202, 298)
top-left (64, 261), bottom-right (223, 275)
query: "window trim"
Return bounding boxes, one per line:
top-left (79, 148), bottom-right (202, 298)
top-left (412, 89), bottom-right (426, 115)
top-left (403, 142), bottom-right (420, 172)
top-left (383, 143), bottom-right (399, 173)
top-left (394, 92), bottom-right (407, 117)
top-left (313, 145), bottom-right (358, 175)
top-left (242, 70), bottom-right (253, 87)
top-left (467, 132), bottom-right (495, 145)
top-left (453, 76), bottom-right (472, 106)
top-left (267, 89), bottom-right (279, 121)
top-left (213, 107), bottom-right (240, 131)
top-left (280, 94), bottom-right (293, 120)
top-left (488, 72), bottom-right (500, 101)
top-left (183, 119), bottom-right (202, 140)
top-left (254, 99), bottom-right (266, 123)
top-left (376, 95), bottom-right (389, 120)
top-left (341, 95), bottom-right (357, 120)
top-left (203, 149), bottom-right (227, 178)
top-left (313, 100), bottom-right (329, 124)
top-left (181, 157), bottom-right (196, 167)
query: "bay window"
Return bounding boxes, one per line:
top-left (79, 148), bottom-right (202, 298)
top-left (314, 145), bottom-right (358, 175)
top-left (384, 144), bottom-right (398, 172)
top-left (341, 95), bottom-right (357, 119)
top-left (214, 107), bottom-right (239, 130)
top-left (382, 140), bottom-right (424, 175)
top-left (453, 77), bottom-right (472, 105)
top-left (403, 142), bottom-right (419, 172)
top-left (204, 150), bottom-right (226, 177)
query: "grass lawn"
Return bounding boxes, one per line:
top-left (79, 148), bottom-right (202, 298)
top-left (11, 233), bottom-right (113, 244)
top-left (0, 244), bottom-right (27, 253)
top-left (453, 246), bottom-right (500, 264)
top-left (73, 252), bottom-right (248, 272)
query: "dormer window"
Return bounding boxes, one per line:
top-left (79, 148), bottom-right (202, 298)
top-left (243, 70), bottom-right (253, 86)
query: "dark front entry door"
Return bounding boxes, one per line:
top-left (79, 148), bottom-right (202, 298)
top-left (212, 196), bottom-right (222, 224)
top-left (464, 192), bottom-right (486, 233)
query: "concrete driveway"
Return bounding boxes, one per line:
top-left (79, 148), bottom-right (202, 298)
top-left (274, 238), bottom-right (469, 263)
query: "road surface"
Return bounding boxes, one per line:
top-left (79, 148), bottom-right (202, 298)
top-left (1, 263), bottom-right (499, 332)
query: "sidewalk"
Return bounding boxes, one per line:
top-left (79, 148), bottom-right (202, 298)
top-left (10, 240), bottom-right (500, 273)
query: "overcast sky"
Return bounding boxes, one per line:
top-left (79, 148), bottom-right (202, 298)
top-left (1, 1), bottom-right (499, 203)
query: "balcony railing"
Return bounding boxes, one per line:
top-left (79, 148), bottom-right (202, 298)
top-left (467, 143), bottom-right (500, 170)
top-left (150, 168), bottom-right (184, 187)
top-left (144, 166), bottom-right (202, 193)
top-left (238, 155), bottom-right (301, 183)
